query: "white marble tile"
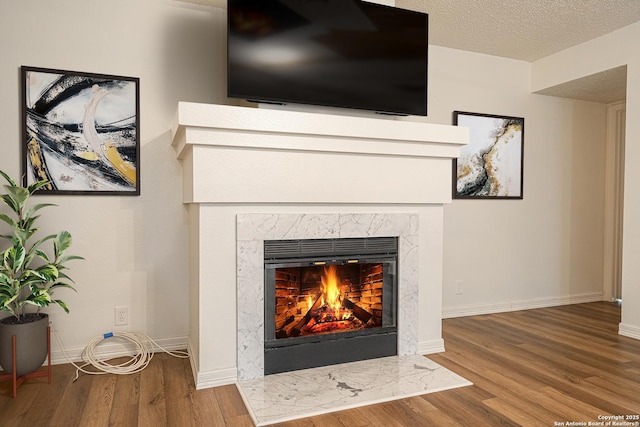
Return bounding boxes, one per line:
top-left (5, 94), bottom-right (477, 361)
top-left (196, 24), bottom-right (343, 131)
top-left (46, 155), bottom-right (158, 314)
top-left (236, 354), bottom-right (472, 426)
top-left (237, 239), bottom-right (265, 379)
top-left (236, 213), bottom-right (420, 380)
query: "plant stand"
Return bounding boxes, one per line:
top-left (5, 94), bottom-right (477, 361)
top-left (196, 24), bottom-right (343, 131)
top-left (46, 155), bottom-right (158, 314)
top-left (0, 326), bottom-right (51, 397)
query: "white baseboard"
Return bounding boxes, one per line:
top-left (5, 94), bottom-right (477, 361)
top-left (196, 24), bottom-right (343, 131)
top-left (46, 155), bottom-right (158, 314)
top-left (49, 333), bottom-right (189, 366)
top-left (418, 338), bottom-right (445, 355)
top-left (189, 341), bottom-right (238, 390)
top-left (442, 292), bottom-right (605, 319)
top-left (187, 338), bottom-right (199, 387)
top-left (194, 367), bottom-right (238, 390)
top-left (619, 323), bottom-right (640, 340)
top-left (186, 339), bottom-right (237, 389)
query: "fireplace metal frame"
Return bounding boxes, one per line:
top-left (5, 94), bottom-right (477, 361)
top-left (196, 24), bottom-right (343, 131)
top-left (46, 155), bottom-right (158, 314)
top-left (263, 237), bottom-right (398, 375)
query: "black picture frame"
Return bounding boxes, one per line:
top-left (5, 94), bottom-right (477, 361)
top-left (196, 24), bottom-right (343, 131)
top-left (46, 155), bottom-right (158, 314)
top-left (453, 111), bottom-right (524, 199)
top-left (21, 66), bottom-right (140, 195)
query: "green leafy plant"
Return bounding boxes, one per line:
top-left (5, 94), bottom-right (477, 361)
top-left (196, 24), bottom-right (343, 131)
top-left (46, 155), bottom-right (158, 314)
top-left (0, 170), bottom-right (83, 323)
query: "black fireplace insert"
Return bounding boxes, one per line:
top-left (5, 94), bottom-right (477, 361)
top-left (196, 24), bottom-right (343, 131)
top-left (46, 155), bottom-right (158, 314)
top-left (264, 237), bottom-right (398, 374)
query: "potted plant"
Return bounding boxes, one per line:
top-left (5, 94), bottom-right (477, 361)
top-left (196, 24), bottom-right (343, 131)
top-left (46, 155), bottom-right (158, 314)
top-left (0, 170), bottom-right (83, 376)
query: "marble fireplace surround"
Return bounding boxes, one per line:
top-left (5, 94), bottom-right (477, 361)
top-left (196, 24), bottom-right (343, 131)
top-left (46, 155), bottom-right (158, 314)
top-left (237, 212), bottom-right (418, 379)
top-left (172, 103), bottom-right (468, 389)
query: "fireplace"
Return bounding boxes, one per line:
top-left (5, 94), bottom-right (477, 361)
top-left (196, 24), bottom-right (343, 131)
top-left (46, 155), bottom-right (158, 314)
top-left (171, 102), bottom-right (468, 388)
top-left (264, 237), bottom-right (398, 374)
top-left (236, 212), bottom-right (420, 381)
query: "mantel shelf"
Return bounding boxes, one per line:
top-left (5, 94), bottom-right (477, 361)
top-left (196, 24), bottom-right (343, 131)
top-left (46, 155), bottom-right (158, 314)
top-left (172, 102), bottom-right (468, 205)
top-left (172, 102), bottom-right (468, 160)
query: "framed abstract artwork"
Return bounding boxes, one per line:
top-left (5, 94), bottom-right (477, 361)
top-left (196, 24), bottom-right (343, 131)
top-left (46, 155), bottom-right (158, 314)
top-left (453, 111), bottom-right (524, 199)
top-left (21, 66), bottom-right (140, 195)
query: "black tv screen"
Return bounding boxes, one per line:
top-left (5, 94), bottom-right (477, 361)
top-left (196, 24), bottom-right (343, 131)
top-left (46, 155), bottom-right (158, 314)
top-left (227, 0), bottom-right (428, 116)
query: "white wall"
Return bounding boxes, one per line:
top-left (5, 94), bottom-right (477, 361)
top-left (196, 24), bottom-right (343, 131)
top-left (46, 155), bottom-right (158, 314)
top-left (425, 47), bottom-right (607, 316)
top-left (0, 0), bottom-right (228, 359)
top-left (0, 0), bottom-right (614, 363)
top-left (532, 21), bottom-right (640, 338)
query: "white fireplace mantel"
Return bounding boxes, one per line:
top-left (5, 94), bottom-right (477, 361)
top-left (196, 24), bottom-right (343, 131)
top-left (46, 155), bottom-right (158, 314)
top-left (172, 103), bottom-right (467, 205)
top-left (171, 103), bottom-right (468, 389)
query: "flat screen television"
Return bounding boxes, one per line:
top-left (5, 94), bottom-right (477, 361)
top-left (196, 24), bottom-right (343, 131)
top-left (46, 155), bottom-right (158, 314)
top-left (227, 0), bottom-right (428, 116)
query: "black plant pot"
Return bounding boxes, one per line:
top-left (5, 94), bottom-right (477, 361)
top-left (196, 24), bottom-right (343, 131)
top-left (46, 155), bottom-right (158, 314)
top-left (0, 313), bottom-right (49, 376)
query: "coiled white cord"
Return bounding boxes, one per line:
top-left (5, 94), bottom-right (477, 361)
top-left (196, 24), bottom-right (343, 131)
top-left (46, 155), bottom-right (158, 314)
top-left (52, 327), bottom-right (189, 381)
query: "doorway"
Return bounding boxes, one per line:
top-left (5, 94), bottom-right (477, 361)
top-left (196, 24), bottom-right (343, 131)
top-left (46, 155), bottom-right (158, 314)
top-left (604, 101), bottom-right (626, 301)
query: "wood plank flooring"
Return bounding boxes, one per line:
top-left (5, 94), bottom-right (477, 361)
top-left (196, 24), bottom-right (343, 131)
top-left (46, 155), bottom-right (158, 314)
top-left (1, 302), bottom-right (639, 426)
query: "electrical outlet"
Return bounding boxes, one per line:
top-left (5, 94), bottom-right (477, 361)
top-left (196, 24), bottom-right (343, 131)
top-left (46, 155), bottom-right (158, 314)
top-left (115, 306), bottom-right (129, 326)
top-left (456, 280), bottom-right (464, 295)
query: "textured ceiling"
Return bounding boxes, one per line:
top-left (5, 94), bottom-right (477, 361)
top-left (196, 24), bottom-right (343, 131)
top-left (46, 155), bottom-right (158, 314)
top-left (397, 0), bottom-right (640, 62)
top-left (178, 0), bottom-right (638, 103)
top-left (535, 66), bottom-right (627, 104)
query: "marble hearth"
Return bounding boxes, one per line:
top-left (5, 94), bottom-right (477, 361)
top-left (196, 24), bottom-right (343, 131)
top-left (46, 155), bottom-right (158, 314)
top-left (172, 103), bottom-right (467, 389)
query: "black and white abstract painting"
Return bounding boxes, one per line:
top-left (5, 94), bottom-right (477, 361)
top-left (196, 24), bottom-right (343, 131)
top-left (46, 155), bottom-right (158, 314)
top-left (22, 66), bottom-right (140, 195)
top-left (453, 111), bottom-right (524, 199)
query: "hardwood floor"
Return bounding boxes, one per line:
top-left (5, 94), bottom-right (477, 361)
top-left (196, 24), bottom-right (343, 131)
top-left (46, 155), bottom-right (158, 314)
top-left (1, 302), bottom-right (639, 426)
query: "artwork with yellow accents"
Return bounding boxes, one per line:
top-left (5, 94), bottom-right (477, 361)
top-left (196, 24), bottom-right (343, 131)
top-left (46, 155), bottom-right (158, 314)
top-left (21, 66), bottom-right (140, 195)
top-left (453, 111), bottom-right (524, 200)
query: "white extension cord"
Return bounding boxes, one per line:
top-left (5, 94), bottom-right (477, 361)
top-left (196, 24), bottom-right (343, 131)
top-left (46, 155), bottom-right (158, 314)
top-left (52, 326), bottom-right (189, 381)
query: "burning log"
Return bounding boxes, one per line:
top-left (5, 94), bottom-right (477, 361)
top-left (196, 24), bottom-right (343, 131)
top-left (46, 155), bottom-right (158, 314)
top-left (275, 309), bottom-right (296, 330)
top-left (280, 292), bottom-right (324, 338)
top-left (276, 322), bottom-right (295, 339)
top-left (343, 298), bottom-right (373, 324)
top-left (306, 319), bottom-right (358, 334)
top-left (279, 317), bottom-right (301, 338)
top-left (274, 264), bottom-right (383, 338)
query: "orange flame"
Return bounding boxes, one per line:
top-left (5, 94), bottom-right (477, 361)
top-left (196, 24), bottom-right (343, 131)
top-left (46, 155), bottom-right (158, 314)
top-left (321, 265), bottom-right (342, 317)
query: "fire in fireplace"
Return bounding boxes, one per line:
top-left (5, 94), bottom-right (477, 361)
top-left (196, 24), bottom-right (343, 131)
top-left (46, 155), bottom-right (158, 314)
top-left (264, 237), bottom-right (398, 374)
top-left (275, 263), bottom-right (384, 338)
